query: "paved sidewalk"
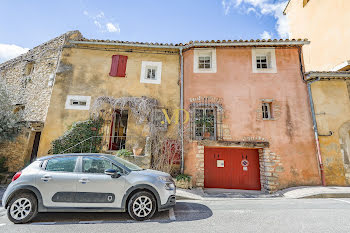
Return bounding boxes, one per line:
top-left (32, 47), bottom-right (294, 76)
top-left (176, 186), bottom-right (350, 200)
top-left (281, 186), bottom-right (350, 198)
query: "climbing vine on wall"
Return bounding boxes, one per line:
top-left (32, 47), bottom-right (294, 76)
top-left (49, 118), bottom-right (104, 154)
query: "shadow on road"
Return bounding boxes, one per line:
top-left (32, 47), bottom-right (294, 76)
top-left (25, 201), bottom-right (213, 225)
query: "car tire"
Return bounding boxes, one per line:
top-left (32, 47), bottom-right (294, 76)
top-left (7, 192), bottom-right (38, 224)
top-left (128, 191), bottom-right (156, 221)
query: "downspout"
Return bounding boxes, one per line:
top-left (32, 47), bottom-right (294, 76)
top-left (307, 78), bottom-right (326, 186)
top-left (179, 47), bottom-right (184, 174)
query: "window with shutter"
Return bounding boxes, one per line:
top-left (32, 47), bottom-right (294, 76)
top-left (109, 55), bottom-right (128, 77)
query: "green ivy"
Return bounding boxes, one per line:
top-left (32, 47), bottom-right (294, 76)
top-left (176, 174), bottom-right (191, 182)
top-left (116, 149), bottom-right (133, 157)
top-left (49, 118), bottom-right (104, 154)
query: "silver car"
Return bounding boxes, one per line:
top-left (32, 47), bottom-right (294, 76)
top-left (2, 153), bottom-right (176, 224)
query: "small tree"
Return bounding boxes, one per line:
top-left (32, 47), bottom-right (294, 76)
top-left (0, 82), bottom-right (23, 142)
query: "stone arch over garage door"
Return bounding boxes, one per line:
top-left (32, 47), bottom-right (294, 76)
top-left (339, 121), bottom-right (350, 181)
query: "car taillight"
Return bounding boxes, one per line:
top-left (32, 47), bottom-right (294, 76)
top-left (12, 171), bottom-right (22, 182)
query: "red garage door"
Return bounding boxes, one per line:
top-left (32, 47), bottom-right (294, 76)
top-left (204, 147), bottom-right (261, 190)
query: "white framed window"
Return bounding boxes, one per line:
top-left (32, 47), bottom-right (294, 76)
top-left (65, 95), bottom-right (91, 110)
top-left (262, 102), bottom-right (272, 120)
top-left (194, 48), bottom-right (217, 73)
top-left (140, 61), bottom-right (162, 84)
top-left (252, 48), bottom-right (277, 73)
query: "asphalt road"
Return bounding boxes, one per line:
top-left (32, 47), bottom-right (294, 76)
top-left (1, 198), bottom-right (350, 233)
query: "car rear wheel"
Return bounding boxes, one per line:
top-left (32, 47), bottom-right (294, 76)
top-left (7, 192), bottom-right (38, 224)
top-left (128, 191), bottom-right (156, 221)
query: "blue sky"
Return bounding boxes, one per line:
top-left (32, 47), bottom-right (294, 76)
top-left (0, 0), bottom-right (289, 63)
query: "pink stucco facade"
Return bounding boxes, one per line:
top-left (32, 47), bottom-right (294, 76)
top-left (183, 46), bottom-right (321, 191)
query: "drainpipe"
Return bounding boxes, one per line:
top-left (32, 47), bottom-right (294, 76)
top-left (307, 78), bottom-right (326, 186)
top-left (179, 47), bottom-right (184, 174)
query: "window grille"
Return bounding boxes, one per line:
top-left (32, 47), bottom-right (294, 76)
top-left (198, 56), bottom-right (211, 69)
top-left (190, 98), bottom-right (223, 140)
top-left (256, 55), bottom-right (268, 69)
top-left (262, 102), bottom-right (272, 119)
top-left (146, 68), bottom-right (156, 80)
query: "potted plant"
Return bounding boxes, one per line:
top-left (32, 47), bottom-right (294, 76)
top-left (175, 174), bottom-right (192, 189)
top-left (196, 115), bottom-right (214, 139)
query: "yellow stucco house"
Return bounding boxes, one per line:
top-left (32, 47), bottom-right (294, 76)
top-left (285, 0), bottom-right (350, 185)
top-left (34, 32), bottom-right (181, 171)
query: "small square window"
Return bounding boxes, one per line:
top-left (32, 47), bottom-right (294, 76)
top-left (65, 95), bottom-right (91, 110)
top-left (194, 48), bottom-right (216, 73)
top-left (146, 67), bottom-right (157, 80)
top-left (262, 102), bottom-right (272, 119)
top-left (140, 61), bottom-right (162, 84)
top-left (256, 55), bottom-right (268, 69)
top-left (70, 100), bottom-right (87, 106)
top-left (198, 56), bottom-right (211, 69)
top-left (252, 48), bottom-right (277, 73)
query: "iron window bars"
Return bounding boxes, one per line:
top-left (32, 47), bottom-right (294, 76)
top-left (190, 98), bottom-right (223, 141)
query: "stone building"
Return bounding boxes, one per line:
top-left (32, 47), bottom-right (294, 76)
top-left (0, 31), bottom-right (81, 171)
top-left (285, 0), bottom-right (350, 185)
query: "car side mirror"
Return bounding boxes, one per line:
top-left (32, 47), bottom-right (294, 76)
top-left (104, 169), bottom-right (121, 178)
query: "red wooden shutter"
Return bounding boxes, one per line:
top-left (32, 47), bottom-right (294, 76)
top-left (117, 55), bottom-right (128, 77)
top-left (109, 55), bottom-right (120, 77)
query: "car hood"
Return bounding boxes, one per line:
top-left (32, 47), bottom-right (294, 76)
top-left (133, 169), bottom-right (170, 178)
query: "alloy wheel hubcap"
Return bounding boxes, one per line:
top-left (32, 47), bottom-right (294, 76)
top-left (133, 196), bottom-right (152, 217)
top-left (10, 198), bottom-right (32, 220)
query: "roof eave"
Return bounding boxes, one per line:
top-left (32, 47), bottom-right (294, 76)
top-left (283, 0), bottom-right (292, 15)
top-left (305, 72), bottom-right (350, 80)
top-left (69, 40), bottom-right (310, 50)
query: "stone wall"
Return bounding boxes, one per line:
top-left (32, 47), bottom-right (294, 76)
top-left (258, 148), bottom-right (283, 192)
top-left (0, 31), bottom-right (82, 172)
top-left (0, 30), bottom-right (81, 122)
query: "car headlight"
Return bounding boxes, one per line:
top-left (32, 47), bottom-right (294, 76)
top-left (158, 176), bottom-right (173, 182)
top-left (158, 176), bottom-right (175, 190)
top-left (164, 182), bottom-right (175, 190)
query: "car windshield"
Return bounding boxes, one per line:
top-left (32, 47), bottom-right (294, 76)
top-left (104, 155), bottom-right (143, 171)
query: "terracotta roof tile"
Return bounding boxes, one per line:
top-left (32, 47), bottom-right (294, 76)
top-left (73, 37), bottom-right (310, 48)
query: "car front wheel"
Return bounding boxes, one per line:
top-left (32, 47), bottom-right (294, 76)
top-left (7, 192), bottom-right (38, 224)
top-left (128, 191), bottom-right (156, 221)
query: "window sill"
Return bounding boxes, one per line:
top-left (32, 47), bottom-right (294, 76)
top-left (262, 118), bottom-right (275, 121)
top-left (140, 79), bottom-right (161, 84)
top-left (253, 68), bottom-right (277, 74)
top-left (193, 69), bottom-right (217, 74)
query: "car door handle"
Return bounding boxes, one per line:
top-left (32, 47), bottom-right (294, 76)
top-left (41, 175), bottom-right (52, 181)
top-left (79, 178), bottom-right (90, 183)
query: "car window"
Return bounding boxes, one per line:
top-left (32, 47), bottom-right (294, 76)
top-left (82, 156), bottom-right (123, 173)
top-left (104, 155), bottom-right (142, 171)
top-left (46, 157), bottom-right (77, 172)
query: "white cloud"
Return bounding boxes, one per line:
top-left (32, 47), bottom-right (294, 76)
top-left (106, 23), bottom-right (120, 33)
top-left (222, 0), bottom-right (289, 38)
top-left (260, 31), bottom-right (272, 40)
top-left (83, 10), bottom-right (120, 34)
top-left (0, 44), bottom-right (29, 63)
top-left (94, 20), bottom-right (102, 29)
